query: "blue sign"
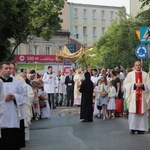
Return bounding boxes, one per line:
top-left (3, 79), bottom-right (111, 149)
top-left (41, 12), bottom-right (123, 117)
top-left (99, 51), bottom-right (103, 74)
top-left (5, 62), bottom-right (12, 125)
top-left (140, 26), bottom-right (150, 44)
top-left (64, 61), bottom-right (72, 65)
top-left (66, 44), bottom-right (76, 53)
top-left (135, 44), bottom-right (148, 59)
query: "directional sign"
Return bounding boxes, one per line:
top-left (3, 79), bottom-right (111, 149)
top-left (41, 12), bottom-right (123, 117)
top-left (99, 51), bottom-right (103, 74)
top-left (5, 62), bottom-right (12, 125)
top-left (140, 27), bottom-right (150, 44)
top-left (135, 44), bottom-right (148, 59)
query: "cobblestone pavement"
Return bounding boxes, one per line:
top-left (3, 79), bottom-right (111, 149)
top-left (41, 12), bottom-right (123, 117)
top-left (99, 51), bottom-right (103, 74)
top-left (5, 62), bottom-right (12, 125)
top-left (51, 106), bottom-right (80, 116)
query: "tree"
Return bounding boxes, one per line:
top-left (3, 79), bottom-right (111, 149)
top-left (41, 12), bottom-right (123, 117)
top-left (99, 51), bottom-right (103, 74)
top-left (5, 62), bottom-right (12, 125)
top-left (139, 0), bottom-right (150, 7)
top-left (0, 0), bottom-right (65, 62)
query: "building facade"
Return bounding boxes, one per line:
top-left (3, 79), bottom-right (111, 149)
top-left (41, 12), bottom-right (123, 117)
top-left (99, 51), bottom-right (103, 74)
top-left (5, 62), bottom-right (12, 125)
top-left (15, 30), bottom-right (70, 55)
top-left (14, 30), bottom-right (71, 74)
top-left (130, 0), bottom-right (149, 17)
top-left (67, 2), bottom-right (121, 46)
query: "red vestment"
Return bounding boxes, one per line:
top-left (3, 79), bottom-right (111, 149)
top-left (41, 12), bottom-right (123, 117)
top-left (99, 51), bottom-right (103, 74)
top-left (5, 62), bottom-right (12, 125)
top-left (135, 72), bottom-right (142, 114)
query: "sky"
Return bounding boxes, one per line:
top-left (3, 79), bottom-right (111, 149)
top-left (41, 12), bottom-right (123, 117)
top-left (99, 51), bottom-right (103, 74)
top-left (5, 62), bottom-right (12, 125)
top-left (68, 0), bottom-right (130, 14)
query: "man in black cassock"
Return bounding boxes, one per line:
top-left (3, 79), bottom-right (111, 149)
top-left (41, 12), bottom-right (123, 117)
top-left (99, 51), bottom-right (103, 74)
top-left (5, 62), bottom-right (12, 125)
top-left (79, 72), bottom-right (93, 122)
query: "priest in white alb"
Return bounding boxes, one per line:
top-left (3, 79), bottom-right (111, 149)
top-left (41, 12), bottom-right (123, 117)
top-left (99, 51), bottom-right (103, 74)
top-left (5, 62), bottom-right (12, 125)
top-left (123, 61), bottom-right (150, 134)
top-left (0, 79), bottom-right (5, 138)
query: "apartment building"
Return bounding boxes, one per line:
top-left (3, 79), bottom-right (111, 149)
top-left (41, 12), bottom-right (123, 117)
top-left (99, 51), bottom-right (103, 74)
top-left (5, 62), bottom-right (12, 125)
top-left (130, 0), bottom-right (149, 17)
top-left (67, 2), bottom-right (121, 46)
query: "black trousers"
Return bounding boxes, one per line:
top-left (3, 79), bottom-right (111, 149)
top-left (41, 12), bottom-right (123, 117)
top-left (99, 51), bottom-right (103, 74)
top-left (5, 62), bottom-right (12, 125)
top-left (66, 87), bottom-right (74, 106)
top-left (0, 128), bottom-right (20, 150)
top-left (48, 93), bottom-right (55, 109)
top-left (19, 119), bottom-right (25, 148)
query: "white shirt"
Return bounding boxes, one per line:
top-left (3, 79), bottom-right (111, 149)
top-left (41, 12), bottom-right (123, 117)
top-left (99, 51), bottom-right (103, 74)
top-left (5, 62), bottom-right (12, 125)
top-left (91, 75), bottom-right (99, 84)
top-left (56, 75), bottom-right (66, 94)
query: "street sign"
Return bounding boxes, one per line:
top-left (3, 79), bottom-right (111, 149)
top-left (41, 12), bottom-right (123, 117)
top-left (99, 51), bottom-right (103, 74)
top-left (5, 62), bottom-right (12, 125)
top-left (135, 44), bottom-right (148, 59)
top-left (66, 44), bottom-right (76, 53)
top-left (140, 27), bottom-right (150, 44)
top-left (136, 30), bottom-right (140, 41)
top-left (64, 66), bottom-right (72, 75)
top-left (64, 61), bottom-right (72, 65)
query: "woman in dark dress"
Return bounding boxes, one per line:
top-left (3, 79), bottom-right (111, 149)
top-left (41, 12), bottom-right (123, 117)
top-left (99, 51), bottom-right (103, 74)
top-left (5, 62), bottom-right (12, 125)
top-left (79, 72), bottom-right (94, 122)
top-left (111, 69), bottom-right (123, 117)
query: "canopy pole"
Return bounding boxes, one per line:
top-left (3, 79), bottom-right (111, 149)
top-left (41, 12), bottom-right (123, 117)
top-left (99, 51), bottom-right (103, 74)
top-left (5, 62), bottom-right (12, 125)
top-left (63, 60), bottom-right (64, 72)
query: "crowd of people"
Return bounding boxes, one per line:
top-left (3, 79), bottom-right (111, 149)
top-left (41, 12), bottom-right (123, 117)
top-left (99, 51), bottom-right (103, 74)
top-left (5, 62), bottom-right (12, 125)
top-left (79, 61), bottom-right (150, 136)
top-left (0, 60), bottom-right (150, 149)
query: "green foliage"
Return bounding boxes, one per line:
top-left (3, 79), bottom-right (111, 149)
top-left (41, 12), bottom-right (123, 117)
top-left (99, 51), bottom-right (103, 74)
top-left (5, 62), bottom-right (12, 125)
top-left (136, 8), bottom-right (150, 26)
top-left (30, 0), bottom-right (64, 40)
top-left (139, 0), bottom-right (150, 8)
top-left (0, 39), bottom-right (15, 62)
top-left (0, 0), bottom-right (65, 62)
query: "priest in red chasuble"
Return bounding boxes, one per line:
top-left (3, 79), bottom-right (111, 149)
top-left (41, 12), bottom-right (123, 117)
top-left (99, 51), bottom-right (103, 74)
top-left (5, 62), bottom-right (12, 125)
top-left (123, 61), bottom-right (150, 134)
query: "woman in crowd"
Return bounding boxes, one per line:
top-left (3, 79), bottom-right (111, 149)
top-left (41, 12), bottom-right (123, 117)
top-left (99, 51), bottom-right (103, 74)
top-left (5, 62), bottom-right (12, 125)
top-left (111, 69), bottom-right (123, 117)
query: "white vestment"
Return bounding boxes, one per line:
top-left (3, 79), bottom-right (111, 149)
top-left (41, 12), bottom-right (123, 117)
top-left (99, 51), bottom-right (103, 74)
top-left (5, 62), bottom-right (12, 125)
top-left (0, 79), bottom-right (5, 138)
top-left (123, 70), bottom-right (150, 131)
top-left (25, 84), bottom-right (34, 127)
top-left (42, 72), bottom-right (57, 94)
top-left (73, 73), bottom-right (84, 105)
top-left (2, 77), bottom-right (26, 128)
top-left (14, 74), bottom-right (27, 120)
top-left (24, 84), bottom-right (34, 141)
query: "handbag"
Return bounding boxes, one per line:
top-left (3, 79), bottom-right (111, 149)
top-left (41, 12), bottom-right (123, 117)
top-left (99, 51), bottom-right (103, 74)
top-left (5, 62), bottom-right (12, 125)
top-left (115, 99), bottom-right (123, 113)
top-left (39, 101), bottom-right (46, 108)
top-left (100, 91), bottom-right (107, 97)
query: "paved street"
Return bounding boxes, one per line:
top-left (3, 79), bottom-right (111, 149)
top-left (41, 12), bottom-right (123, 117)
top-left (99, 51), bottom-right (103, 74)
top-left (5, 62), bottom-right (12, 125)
top-left (22, 107), bottom-right (150, 150)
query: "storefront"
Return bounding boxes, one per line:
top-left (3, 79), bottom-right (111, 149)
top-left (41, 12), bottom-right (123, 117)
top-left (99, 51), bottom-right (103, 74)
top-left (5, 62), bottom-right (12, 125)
top-left (14, 54), bottom-right (72, 75)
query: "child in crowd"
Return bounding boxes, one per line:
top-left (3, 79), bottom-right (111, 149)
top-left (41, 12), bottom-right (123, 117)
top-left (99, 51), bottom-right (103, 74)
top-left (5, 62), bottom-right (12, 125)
top-left (32, 80), bottom-right (41, 120)
top-left (93, 84), bottom-right (101, 118)
top-left (97, 75), bottom-right (109, 120)
top-left (38, 85), bottom-right (51, 119)
top-left (107, 80), bottom-right (116, 119)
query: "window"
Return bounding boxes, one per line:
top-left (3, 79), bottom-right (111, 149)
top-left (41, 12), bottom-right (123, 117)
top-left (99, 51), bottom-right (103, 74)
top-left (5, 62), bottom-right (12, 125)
top-left (34, 45), bottom-right (39, 55)
top-left (83, 27), bottom-right (87, 35)
top-left (46, 46), bottom-right (51, 55)
top-left (74, 8), bottom-right (78, 18)
top-left (14, 45), bottom-right (20, 54)
top-left (92, 10), bottom-right (96, 19)
top-left (92, 27), bottom-right (96, 36)
top-left (110, 11), bottom-right (114, 20)
top-left (83, 9), bottom-right (87, 18)
top-left (58, 46), bottom-right (63, 50)
top-left (102, 10), bottom-right (105, 19)
top-left (74, 26), bottom-right (78, 35)
top-left (102, 27), bottom-right (105, 35)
